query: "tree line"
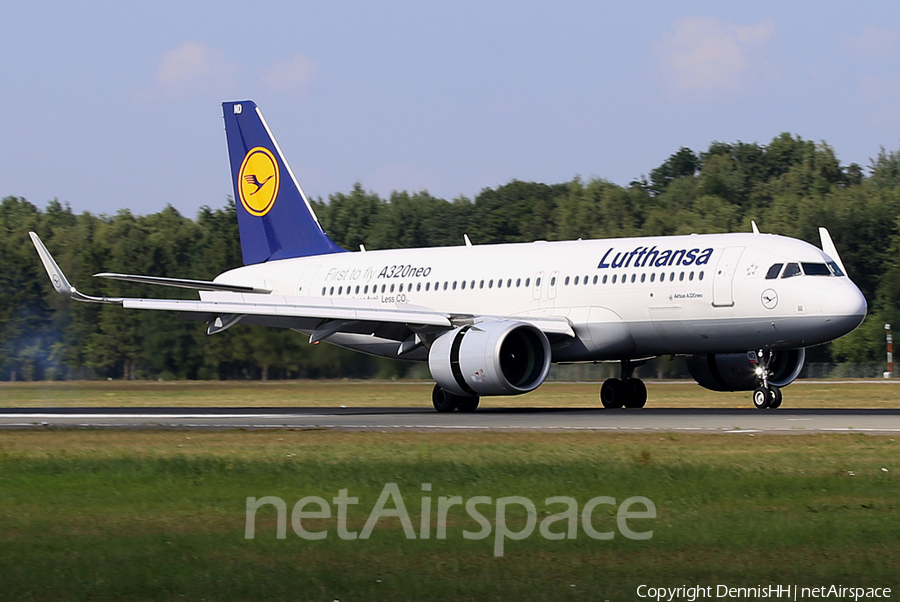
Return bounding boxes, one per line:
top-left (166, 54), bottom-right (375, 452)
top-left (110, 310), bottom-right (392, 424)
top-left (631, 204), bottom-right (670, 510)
top-left (2, 132), bottom-right (899, 381)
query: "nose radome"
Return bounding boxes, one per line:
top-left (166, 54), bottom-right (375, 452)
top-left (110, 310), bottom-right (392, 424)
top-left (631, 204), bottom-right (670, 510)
top-left (822, 281), bottom-right (867, 332)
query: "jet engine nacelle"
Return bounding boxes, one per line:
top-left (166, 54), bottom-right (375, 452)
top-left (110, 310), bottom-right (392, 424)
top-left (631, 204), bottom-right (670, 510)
top-left (428, 321), bottom-right (551, 397)
top-left (686, 348), bottom-right (806, 392)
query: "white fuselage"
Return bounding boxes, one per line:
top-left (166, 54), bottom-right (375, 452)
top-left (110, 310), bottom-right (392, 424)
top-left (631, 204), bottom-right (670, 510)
top-left (211, 232), bottom-right (867, 362)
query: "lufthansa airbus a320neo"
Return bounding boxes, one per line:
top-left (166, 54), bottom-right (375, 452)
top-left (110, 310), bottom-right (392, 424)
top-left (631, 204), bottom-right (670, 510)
top-left (30, 101), bottom-right (867, 411)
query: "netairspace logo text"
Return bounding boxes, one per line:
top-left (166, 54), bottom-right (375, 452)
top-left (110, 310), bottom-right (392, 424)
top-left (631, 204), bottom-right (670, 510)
top-left (637, 584), bottom-right (892, 602)
top-left (244, 482), bottom-right (656, 557)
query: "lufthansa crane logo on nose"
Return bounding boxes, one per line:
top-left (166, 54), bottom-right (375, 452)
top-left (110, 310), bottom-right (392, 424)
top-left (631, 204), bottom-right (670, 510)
top-left (761, 288), bottom-right (778, 310)
top-left (238, 147), bottom-right (279, 217)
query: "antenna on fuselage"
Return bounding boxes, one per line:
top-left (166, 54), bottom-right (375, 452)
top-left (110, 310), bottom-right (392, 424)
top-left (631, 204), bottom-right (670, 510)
top-left (751, 221), bottom-right (760, 236)
top-left (464, 234), bottom-right (473, 247)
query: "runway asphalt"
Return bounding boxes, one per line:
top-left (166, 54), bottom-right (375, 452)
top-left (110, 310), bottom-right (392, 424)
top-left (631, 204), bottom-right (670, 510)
top-left (1, 407), bottom-right (899, 434)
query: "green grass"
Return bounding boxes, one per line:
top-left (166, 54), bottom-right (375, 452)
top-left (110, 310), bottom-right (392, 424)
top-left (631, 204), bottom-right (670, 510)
top-left (0, 430), bottom-right (898, 600)
top-left (3, 379), bottom-right (900, 408)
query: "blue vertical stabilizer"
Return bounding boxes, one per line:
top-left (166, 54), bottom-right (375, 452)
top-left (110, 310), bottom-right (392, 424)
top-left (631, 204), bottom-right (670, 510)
top-left (223, 100), bottom-right (345, 264)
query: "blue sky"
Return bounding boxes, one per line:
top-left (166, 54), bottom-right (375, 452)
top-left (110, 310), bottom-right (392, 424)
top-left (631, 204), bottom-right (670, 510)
top-left (2, 1), bottom-right (899, 217)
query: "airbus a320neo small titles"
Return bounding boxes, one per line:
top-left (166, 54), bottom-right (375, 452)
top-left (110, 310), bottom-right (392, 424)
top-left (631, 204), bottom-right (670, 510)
top-left (30, 101), bottom-right (867, 411)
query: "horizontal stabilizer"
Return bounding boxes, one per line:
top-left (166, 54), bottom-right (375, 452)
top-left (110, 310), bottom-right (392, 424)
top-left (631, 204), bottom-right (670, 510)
top-left (94, 273), bottom-right (270, 293)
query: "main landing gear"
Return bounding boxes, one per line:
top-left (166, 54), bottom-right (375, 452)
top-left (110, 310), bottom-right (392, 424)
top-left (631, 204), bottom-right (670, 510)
top-left (752, 349), bottom-right (782, 409)
top-left (432, 384), bottom-right (480, 413)
top-left (600, 360), bottom-right (647, 409)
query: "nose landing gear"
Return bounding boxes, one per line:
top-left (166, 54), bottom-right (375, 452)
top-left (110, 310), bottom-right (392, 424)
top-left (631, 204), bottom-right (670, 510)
top-left (752, 349), bottom-right (783, 409)
top-left (752, 385), bottom-right (782, 409)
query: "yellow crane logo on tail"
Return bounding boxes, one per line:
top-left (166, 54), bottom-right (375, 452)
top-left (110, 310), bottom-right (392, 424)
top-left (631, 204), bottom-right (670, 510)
top-left (238, 147), bottom-right (280, 216)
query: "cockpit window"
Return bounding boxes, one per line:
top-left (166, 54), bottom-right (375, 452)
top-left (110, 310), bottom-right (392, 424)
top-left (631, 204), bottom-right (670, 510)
top-left (765, 264), bottom-right (783, 279)
top-left (781, 263), bottom-right (801, 278)
top-left (827, 261), bottom-right (844, 277)
top-left (802, 262), bottom-right (831, 276)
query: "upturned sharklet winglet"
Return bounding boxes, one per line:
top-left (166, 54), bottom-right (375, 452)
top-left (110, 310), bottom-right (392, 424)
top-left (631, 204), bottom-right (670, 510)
top-left (223, 100), bottom-right (346, 265)
top-left (29, 232), bottom-right (123, 304)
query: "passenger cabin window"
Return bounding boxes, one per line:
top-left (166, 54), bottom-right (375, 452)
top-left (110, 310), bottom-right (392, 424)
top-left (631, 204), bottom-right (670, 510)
top-left (782, 263), bottom-right (801, 278)
top-left (802, 263), bottom-right (831, 276)
top-left (766, 263), bottom-right (783, 279)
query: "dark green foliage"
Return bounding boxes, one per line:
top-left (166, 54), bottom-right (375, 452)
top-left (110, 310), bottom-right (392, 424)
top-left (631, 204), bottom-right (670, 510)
top-left (649, 147), bottom-right (699, 195)
top-left (2, 131), bottom-right (898, 380)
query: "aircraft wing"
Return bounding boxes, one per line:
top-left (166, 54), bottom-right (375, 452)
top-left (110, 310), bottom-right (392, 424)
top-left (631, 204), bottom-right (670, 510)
top-left (29, 232), bottom-right (574, 341)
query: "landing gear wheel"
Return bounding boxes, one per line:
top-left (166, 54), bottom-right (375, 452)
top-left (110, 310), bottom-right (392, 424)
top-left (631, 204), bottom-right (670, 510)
top-left (600, 378), bottom-right (626, 409)
top-left (456, 396), bottom-right (480, 413)
top-left (753, 386), bottom-right (771, 409)
top-left (623, 378), bottom-right (647, 408)
top-left (432, 385), bottom-right (459, 413)
top-left (768, 386), bottom-right (782, 409)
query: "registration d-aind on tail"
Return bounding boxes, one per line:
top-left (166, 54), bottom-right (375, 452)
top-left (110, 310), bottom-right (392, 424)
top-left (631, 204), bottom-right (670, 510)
top-left (30, 101), bottom-right (867, 411)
